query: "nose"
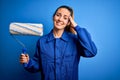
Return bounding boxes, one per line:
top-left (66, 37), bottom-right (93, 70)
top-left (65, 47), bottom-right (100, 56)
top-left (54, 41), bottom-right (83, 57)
top-left (58, 16), bottom-right (63, 21)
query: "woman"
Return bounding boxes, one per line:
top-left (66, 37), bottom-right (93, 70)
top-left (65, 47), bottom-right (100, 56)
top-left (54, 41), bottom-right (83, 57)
top-left (20, 5), bottom-right (97, 80)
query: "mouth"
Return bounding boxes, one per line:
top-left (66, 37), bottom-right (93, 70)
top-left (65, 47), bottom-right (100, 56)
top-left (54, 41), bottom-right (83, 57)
top-left (56, 21), bottom-right (63, 26)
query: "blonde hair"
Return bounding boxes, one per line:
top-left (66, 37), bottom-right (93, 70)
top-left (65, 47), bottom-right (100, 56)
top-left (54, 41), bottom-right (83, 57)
top-left (53, 5), bottom-right (76, 34)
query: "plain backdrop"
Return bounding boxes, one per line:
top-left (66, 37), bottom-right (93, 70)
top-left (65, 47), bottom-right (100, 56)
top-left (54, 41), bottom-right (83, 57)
top-left (0, 0), bottom-right (120, 80)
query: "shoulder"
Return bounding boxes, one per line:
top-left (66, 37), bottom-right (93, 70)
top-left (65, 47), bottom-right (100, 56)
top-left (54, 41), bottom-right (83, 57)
top-left (35, 33), bottom-right (50, 47)
top-left (64, 31), bottom-right (78, 42)
top-left (67, 31), bottom-right (77, 38)
top-left (37, 33), bottom-right (50, 42)
top-left (37, 30), bottom-right (54, 43)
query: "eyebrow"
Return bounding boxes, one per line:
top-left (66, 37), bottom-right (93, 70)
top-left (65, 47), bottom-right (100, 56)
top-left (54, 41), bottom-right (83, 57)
top-left (56, 13), bottom-right (69, 17)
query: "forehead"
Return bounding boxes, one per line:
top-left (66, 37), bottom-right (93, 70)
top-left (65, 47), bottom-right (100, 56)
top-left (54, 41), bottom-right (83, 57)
top-left (56, 8), bottom-right (70, 16)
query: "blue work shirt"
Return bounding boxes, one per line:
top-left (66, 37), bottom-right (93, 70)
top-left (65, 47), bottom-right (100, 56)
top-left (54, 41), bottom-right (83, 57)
top-left (24, 25), bottom-right (97, 80)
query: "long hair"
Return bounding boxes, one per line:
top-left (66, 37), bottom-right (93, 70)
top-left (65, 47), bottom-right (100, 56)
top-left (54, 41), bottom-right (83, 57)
top-left (53, 5), bottom-right (76, 34)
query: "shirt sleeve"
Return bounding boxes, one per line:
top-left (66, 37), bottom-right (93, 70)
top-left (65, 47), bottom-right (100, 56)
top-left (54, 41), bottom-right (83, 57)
top-left (23, 40), bottom-right (41, 73)
top-left (74, 25), bottom-right (97, 57)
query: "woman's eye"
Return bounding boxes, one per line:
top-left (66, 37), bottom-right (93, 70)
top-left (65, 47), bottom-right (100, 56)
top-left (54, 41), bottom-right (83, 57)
top-left (56, 14), bottom-right (60, 17)
top-left (64, 17), bottom-right (68, 20)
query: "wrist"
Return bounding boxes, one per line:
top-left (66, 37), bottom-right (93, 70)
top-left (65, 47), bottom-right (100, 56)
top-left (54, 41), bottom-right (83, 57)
top-left (72, 24), bottom-right (77, 28)
top-left (72, 22), bottom-right (77, 28)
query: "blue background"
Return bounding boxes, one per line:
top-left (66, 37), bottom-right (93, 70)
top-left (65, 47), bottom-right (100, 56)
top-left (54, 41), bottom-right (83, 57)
top-left (0, 0), bottom-right (120, 80)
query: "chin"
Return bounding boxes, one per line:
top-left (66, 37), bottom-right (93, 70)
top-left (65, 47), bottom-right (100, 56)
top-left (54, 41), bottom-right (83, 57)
top-left (55, 25), bottom-right (65, 30)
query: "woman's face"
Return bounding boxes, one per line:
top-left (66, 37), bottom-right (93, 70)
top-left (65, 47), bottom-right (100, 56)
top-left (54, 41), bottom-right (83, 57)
top-left (53, 8), bottom-right (71, 30)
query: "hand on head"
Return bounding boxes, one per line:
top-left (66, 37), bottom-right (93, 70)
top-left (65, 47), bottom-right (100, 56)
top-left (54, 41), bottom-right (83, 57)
top-left (69, 16), bottom-right (77, 28)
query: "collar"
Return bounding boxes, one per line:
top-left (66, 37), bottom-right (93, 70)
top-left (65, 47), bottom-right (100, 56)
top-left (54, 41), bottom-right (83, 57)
top-left (47, 30), bottom-right (69, 42)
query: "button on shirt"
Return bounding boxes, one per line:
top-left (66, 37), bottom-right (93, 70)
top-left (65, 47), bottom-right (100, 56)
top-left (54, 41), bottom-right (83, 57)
top-left (24, 25), bottom-right (97, 80)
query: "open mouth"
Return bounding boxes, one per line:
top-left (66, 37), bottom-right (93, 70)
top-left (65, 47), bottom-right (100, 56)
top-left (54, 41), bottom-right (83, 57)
top-left (56, 21), bottom-right (63, 26)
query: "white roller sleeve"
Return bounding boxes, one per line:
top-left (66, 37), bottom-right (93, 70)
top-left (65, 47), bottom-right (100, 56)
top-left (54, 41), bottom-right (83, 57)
top-left (10, 22), bottom-right (43, 36)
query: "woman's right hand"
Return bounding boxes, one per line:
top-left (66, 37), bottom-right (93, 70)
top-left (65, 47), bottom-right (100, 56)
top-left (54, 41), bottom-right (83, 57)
top-left (20, 53), bottom-right (29, 64)
top-left (69, 16), bottom-right (77, 28)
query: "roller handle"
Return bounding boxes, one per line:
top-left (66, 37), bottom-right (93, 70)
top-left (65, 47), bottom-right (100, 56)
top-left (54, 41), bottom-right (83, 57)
top-left (22, 48), bottom-right (28, 67)
top-left (22, 48), bottom-right (27, 54)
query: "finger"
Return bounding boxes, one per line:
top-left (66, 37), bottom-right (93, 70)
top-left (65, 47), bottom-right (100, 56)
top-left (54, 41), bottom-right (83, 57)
top-left (20, 55), bottom-right (25, 59)
top-left (20, 54), bottom-right (28, 59)
top-left (69, 16), bottom-right (74, 24)
top-left (25, 54), bottom-right (29, 57)
top-left (20, 60), bottom-right (26, 64)
top-left (69, 16), bottom-right (73, 21)
top-left (20, 58), bottom-right (27, 61)
top-left (20, 56), bottom-right (26, 59)
top-left (20, 53), bottom-right (26, 57)
top-left (69, 16), bottom-right (77, 27)
top-left (20, 59), bottom-right (25, 63)
top-left (20, 58), bottom-right (27, 63)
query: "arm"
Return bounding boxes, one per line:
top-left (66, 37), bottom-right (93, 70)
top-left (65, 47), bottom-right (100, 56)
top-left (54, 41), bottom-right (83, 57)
top-left (75, 26), bottom-right (97, 57)
top-left (20, 40), bottom-right (41, 73)
top-left (69, 16), bottom-right (97, 57)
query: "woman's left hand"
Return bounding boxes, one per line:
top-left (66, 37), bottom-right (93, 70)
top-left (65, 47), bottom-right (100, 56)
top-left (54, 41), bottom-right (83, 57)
top-left (69, 16), bottom-right (77, 28)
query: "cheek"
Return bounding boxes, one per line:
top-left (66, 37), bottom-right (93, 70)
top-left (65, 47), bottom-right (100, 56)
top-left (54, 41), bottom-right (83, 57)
top-left (53, 16), bottom-right (58, 21)
top-left (64, 20), bottom-right (69, 25)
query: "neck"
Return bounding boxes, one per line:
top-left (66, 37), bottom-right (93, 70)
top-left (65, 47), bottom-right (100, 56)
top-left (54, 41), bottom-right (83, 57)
top-left (53, 28), bottom-right (64, 38)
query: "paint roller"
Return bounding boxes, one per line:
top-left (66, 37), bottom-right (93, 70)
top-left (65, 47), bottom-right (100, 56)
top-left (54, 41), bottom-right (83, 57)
top-left (9, 22), bottom-right (43, 54)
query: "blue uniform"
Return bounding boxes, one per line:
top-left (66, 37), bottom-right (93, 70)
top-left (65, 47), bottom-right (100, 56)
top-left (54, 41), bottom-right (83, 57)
top-left (24, 25), bottom-right (97, 80)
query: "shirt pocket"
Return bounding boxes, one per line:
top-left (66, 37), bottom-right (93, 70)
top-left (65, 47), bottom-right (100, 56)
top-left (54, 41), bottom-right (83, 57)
top-left (62, 51), bottom-right (77, 79)
top-left (40, 50), bottom-right (54, 63)
top-left (61, 55), bottom-right (75, 77)
top-left (40, 51), bottom-right (55, 79)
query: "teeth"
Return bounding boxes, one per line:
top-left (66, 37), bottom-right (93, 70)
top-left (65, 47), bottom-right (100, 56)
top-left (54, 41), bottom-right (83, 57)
top-left (56, 22), bottom-right (62, 26)
top-left (57, 23), bottom-right (61, 26)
